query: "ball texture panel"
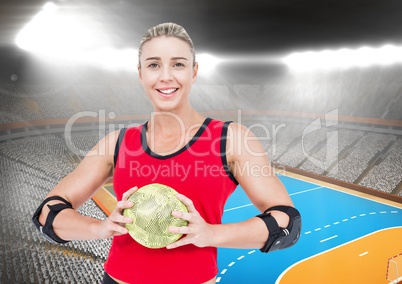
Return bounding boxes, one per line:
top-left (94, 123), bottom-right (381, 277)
top-left (123, 183), bottom-right (188, 248)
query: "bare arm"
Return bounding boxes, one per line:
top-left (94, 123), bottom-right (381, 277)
top-left (168, 123), bottom-right (294, 250)
top-left (208, 124), bottom-right (293, 249)
top-left (37, 130), bottom-right (134, 241)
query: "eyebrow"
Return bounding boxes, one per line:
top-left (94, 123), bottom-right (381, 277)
top-left (145, 56), bottom-right (189, 61)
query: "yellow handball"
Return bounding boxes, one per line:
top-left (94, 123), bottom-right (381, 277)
top-left (123, 183), bottom-right (188, 248)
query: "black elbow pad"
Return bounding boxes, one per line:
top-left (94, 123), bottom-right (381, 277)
top-left (32, 196), bottom-right (73, 244)
top-left (256, 206), bottom-right (301, 253)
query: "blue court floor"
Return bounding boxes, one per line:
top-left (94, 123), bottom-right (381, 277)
top-left (216, 174), bottom-right (402, 283)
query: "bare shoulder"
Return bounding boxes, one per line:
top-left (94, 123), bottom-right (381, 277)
top-left (226, 122), bottom-right (259, 141)
top-left (86, 130), bottom-right (121, 159)
top-left (226, 122), bottom-right (266, 161)
top-left (74, 129), bottom-right (121, 178)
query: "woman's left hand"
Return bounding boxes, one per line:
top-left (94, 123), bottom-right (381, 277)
top-left (166, 193), bottom-right (214, 249)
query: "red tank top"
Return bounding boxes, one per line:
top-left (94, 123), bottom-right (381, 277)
top-left (105, 118), bottom-right (238, 284)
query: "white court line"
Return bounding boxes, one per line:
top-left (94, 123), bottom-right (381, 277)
top-left (359, 251), bottom-right (369, 257)
top-left (224, 203), bottom-right (253, 212)
top-left (289, 186), bottom-right (323, 196)
top-left (219, 250), bottom-right (255, 282)
top-left (275, 228), bottom-right (402, 284)
top-left (320, 235), bottom-right (338, 243)
top-left (224, 186), bottom-right (323, 212)
top-left (304, 210), bottom-right (396, 242)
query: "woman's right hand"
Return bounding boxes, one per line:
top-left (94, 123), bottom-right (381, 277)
top-left (95, 186), bottom-right (138, 239)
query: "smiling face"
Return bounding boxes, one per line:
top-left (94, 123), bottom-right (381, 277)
top-left (138, 36), bottom-right (198, 113)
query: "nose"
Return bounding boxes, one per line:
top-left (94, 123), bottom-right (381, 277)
top-left (160, 66), bottom-right (173, 81)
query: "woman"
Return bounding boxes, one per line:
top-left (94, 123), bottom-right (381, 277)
top-left (33, 22), bottom-right (300, 284)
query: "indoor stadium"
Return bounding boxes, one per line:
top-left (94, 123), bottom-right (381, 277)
top-left (1, 1), bottom-right (402, 283)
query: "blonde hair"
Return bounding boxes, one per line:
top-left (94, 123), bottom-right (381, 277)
top-left (138, 22), bottom-right (196, 67)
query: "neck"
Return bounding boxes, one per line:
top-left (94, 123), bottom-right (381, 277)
top-left (148, 107), bottom-right (205, 136)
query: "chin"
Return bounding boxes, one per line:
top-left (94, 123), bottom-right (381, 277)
top-left (152, 102), bottom-right (180, 113)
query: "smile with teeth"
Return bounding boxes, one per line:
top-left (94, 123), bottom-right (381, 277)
top-left (157, 88), bottom-right (178, 95)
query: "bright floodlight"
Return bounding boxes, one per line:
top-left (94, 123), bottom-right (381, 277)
top-left (283, 44), bottom-right (402, 71)
top-left (15, 2), bottom-right (58, 51)
top-left (43, 2), bottom-right (57, 12)
top-left (196, 53), bottom-right (223, 76)
top-left (15, 2), bottom-right (137, 72)
top-left (16, 2), bottom-right (103, 56)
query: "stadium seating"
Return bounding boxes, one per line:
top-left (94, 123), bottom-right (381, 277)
top-left (0, 77), bottom-right (401, 282)
top-left (0, 135), bottom-right (109, 283)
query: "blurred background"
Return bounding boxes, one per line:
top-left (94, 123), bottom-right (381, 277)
top-left (0, 1), bottom-right (401, 283)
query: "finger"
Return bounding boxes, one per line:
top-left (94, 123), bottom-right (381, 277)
top-left (166, 237), bottom-right (191, 249)
top-left (115, 200), bottom-right (133, 212)
top-left (169, 225), bottom-right (191, 235)
top-left (109, 214), bottom-right (132, 225)
top-left (122, 186), bottom-right (138, 201)
top-left (176, 193), bottom-right (196, 212)
top-left (172, 210), bottom-right (193, 222)
top-left (104, 219), bottom-right (129, 235)
top-left (112, 223), bottom-right (128, 235)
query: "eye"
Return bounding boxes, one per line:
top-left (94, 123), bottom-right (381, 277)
top-left (173, 62), bottom-right (185, 68)
top-left (147, 63), bottom-right (159, 69)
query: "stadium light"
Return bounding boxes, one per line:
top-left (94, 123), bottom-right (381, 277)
top-left (15, 2), bottom-right (58, 51)
top-left (283, 44), bottom-right (402, 71)
top-left (16, 2), bottom-right (105, 57)
top-left (196, 53), bottom-right (223, 76)
top-left (15, 2), bottom-right (137, 72)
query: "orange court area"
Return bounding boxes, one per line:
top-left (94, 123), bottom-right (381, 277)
top-left (278, 227), bottom-right (402, 284)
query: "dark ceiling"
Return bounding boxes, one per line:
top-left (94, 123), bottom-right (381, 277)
top-left (1, 0), bottom-right (402, 84)
top-left (1, 0), bottom-right (402, 54)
